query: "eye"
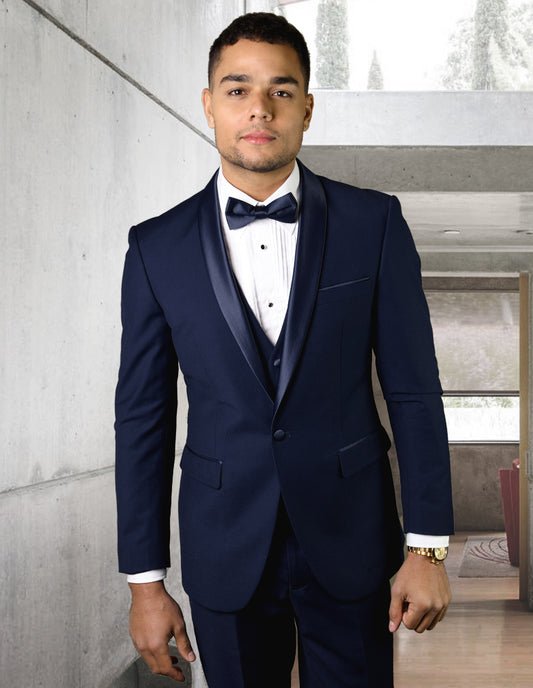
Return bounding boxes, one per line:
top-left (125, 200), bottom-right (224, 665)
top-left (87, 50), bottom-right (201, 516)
top-left (228, 88), bottom-right (246, 96)
top-left (272, 90), bottom-right (292, 98)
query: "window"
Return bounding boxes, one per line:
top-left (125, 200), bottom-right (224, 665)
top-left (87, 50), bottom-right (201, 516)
top-left (442, 395), bottom-right (519, 442)
top-left (425, 289), bottom-right (519, 442)
top-left (276, 0), bottom-right (533, 91)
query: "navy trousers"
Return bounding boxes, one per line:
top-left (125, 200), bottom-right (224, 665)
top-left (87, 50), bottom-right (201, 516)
top-left (190, 502), bottom-right (394, 688)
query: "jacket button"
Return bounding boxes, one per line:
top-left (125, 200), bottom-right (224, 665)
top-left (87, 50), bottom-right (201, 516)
top-left (273, 429), bottom-right (286, 441)
top-left (273, 358), bottom-right (281, 368)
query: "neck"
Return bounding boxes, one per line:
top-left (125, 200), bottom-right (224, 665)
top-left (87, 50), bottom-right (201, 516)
top-left (220, 160), bottom-right (296, 202)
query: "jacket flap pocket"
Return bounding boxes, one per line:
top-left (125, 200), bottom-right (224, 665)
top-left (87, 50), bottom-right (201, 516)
top-left (338, 429), bottom-right (390, 478)
top-left (180, 445), bottom-right (222, 489)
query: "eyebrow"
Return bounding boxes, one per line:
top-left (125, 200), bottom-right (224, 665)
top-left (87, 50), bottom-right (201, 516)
top-left (219, 74), bottom-right (300, 88)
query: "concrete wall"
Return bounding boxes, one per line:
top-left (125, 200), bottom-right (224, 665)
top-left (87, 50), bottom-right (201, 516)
top-left (299, 146), bottom-right (533, 192)
top-left (305, 91), bottom-right (533, 147)
top-left (449, 444), bottom-right (519, 532)
top-left (0, 1), bottom-right (254, 686)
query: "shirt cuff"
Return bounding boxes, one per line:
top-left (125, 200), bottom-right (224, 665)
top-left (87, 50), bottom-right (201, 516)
top-left (406, 533), bottom-right (450, 548)
top-left (127, 568), bottom-right (167, 584)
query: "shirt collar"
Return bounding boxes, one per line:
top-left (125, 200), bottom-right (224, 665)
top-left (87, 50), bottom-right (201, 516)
top-left (216, 162), bottom-right (301, 216)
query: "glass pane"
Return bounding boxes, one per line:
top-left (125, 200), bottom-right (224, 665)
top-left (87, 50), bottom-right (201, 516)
top-left (276, 0), bottom-right (533, 91)
top-left (425, 291), bottom-right (519, 392)
top-left (443, 396), bottom-right (519, 442)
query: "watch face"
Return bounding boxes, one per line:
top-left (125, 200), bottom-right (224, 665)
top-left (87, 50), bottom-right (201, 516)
top-left (434, 547), bottom-right (448, 561)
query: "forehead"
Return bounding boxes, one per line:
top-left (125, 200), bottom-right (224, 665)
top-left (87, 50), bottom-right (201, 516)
top-left (213, 39), bottom-right (304, 85)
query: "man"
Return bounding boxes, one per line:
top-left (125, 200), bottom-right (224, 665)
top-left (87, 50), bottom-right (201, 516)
top-left (115, 12), bottom-right (454, 688)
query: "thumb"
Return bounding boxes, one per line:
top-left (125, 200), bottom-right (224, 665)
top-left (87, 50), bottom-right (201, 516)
top-left (388, 588), bottom-right (404, 633)
top-left (174, 623), bottom-right (196, 663)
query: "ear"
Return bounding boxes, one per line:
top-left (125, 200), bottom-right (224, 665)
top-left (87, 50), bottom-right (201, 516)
top-left (303, 93), bottom-right (314, 132)
top-left (202, 88), bottom-right (215, 129)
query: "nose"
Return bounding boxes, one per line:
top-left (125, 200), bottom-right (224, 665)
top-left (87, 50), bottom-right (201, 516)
top-left (249, 92), bottom-right (273, 120)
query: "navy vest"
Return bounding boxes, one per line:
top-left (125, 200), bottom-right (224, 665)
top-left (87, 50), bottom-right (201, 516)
top-left (239, 292), bottom-right (285, 399)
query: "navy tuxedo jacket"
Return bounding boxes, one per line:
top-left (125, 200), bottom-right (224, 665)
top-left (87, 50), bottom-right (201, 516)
top-left (115, 161), bottom-right (454, 612)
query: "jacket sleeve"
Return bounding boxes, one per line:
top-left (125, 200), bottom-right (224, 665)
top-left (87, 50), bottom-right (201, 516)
top-left (373, 195), bottom-right (454, 536)
top-left (115, 226), bottom-right (178, 573)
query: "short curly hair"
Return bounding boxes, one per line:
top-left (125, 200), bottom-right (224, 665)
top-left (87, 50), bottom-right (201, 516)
top-left (208, 12), bottom-right (311, 92)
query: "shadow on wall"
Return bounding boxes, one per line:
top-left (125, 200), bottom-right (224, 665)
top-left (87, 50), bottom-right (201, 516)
top-left (109, 647), bottom-right (192, 688)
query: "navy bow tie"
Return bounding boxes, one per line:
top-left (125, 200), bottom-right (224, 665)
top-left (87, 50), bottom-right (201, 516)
top-left (225, 193), bottom-right (298, 230)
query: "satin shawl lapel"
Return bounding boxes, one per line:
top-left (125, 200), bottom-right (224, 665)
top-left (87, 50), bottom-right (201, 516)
top-left (198, 173), bottom-right (272, 401)
top-left (275, 162), bottom-right (327, 410)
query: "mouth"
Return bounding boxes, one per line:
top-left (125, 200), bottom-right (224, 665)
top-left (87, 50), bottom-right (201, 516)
top-left (241, 131), bottom-right (276, 145)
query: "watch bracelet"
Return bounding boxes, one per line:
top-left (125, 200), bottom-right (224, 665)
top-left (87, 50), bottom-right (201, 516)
top-left (407, 545), bottom-right (447, 564)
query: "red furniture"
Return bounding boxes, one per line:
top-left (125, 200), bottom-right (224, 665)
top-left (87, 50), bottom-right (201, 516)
top-left (499, 459), bottom-right (520, 566)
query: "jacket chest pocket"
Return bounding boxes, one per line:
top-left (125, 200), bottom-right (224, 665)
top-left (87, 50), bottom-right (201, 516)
top-left (316, 276), bottom-right (371, 305)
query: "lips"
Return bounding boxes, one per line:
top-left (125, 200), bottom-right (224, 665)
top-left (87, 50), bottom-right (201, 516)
top-left (242, 131), bottom-right (276, 144)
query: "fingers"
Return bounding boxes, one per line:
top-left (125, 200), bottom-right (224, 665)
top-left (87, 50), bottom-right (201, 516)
top-left (403, 597), bottom-right (448, 632)
top-left (390, 587), bottom-right (450, 633)
top-left (174, 620), bottom-right (196, 663)
top-left (427, 606), bottom-right (448, 631)
top-left (401, 596), bottom-right (450, 633)
top-left (138, 643), bottom-right (186, 682)
top-left (388, 589), bottom-right (406, 633)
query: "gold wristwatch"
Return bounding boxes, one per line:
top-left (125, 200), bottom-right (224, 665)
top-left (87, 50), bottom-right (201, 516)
top-left (407, 546), bottom-right (448, 565)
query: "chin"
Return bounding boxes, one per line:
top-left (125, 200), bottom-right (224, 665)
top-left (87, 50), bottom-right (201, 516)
top-left (232, 154), bottom-right (295, 175)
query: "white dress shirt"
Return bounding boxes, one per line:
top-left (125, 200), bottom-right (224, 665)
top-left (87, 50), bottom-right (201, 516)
top-left (218, 163), bottom-right (300, 344)
top-left (127, 164), bottom-right (447, 584)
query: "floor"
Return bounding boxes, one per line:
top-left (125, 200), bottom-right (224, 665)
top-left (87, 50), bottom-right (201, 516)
top-left (291, 533), bottom-right (533, 687)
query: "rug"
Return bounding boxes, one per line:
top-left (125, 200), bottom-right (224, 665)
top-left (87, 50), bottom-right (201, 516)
top-left (458, 535), bottom-right (519, 578)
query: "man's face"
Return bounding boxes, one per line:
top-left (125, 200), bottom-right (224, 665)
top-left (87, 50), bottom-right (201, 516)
top-left (202, 39), bottom-right (313, 183)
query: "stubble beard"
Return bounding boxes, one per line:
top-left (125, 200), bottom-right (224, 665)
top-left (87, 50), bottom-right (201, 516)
top-left (216, 133), bottom-right (300, 174)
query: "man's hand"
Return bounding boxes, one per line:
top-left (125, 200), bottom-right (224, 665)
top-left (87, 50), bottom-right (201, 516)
top-left (388, 552), bottom-right (451, 633)
top-left (129, 581), bottom-right (196, 682)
